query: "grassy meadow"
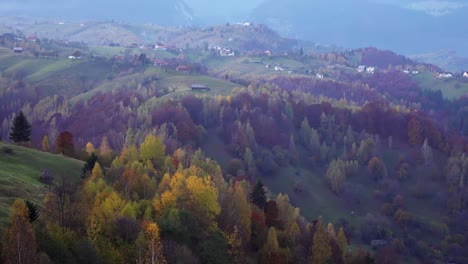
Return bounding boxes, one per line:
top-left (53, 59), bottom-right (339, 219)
top-left (0, 143), bottom-right (83, 231)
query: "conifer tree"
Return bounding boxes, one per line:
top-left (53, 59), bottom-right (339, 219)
top-left (9, 111), bottom-right (31, 143)
top-left (81, 153), bottom-right (99, 179)
top-left (250, 180), bottom-right (267, 209)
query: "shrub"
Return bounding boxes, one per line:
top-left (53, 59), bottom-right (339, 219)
top-left (2, 146), bottom-right (14, 155)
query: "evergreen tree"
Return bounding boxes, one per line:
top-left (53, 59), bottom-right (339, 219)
top-left (250, 181), bottom-right (267, 209)
top-left (25, 200), bottom-right (39, 223)
top-left (81, 153), bottom-right (99, 179)
top-left (9, 111), bottom-right (31, 143)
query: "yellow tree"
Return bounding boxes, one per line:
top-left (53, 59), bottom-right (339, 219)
top-left (118, 144), bottom-right (140, 165)
top-left (336, 227), bottom-right (348, 263)
top-left (144, 222), bottom-right (166, 264)
top-left (309, 218), bottom-right (331, 264)
top-left (261, 227), bottom-right (280, 264)
top-left (325, 159), bottom-right (346, 193)
top-left (42, 135), bottom-right (49, 152)
top-left (85, 141), bottom-right (95, 156)
top-left (91, 162), bottom-right (104, 181)
top-left (2, 199), bottom-right (38, 264)
top-left (234, 182), bottom-right (251, 246)
top-left (99, 136), bottom-right (113, 164)
top-left (185, 175), bottom-right (221, 227)
top-left (140, 134), bottom-right (166, 168)
top-left (224, 226), bottom-right (246, 264)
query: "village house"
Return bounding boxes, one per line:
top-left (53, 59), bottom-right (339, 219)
top-left (264, 50), bottom-right (272, 56)
top-left (220, 48), bottom-right (235, 57)
top-left (13, 47), bottom-right (23, 54)
top-left (357, 65), bottom-right (366, 72)
top-left (316, 73), bottom-right (324, 79)
top-left (366, 66), bottom-right (375, 74)
top-left (176, 65), bottom-right (190, 73)
top-left (274, 66), bottom-right (285, 71)
top-left (438, 73), bottom-right (453, 78)
top-left (191, 84), bottom-right (210, 91)
top-left (154, 43), bottom-right (166, 50)
top-left (463, 72), bottom-right (468, 78)
top-left (153, 59), bottom-right (167, 66)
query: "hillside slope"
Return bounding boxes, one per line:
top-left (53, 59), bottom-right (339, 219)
top-left (0, 142), bottom-right (83, 230)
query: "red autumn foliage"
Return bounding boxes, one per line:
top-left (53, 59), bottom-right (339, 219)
top-left (56, 131), bottom-right (74, 156)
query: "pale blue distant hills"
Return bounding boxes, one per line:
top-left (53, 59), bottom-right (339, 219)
top-left (250, 0), bottom-right (468, 56)
top-left (1, 0), bottom-right (467, 57)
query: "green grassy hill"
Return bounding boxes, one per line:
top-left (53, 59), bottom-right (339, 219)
top-left (0, 143), bottom-right (83, 230)
top-left (412, 72), bottom-right (468, 100)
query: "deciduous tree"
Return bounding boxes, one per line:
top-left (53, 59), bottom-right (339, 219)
top-left (42, 135), bottom-right (49, 152)
top-left (310, 218), bottom-right (331, 264)
top-left (336, 227), bottom-right (348, 263)
top-left (140, 134), bottom-right (166, 168)
top-left (407, 117), bottom-right (422, 146)
top-left (144, 222), bottom-right (166, 264)
top-left (56, 131), bottom-right (74, 157)
top-left (326, 159), bottom-right (347, 193)
top-left (2, 199), bottom-right (38, 264)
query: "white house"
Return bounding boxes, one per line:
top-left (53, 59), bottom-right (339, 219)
top-left (438, 73), bottom-right (453, 78)
top-left (316, 73), bottom-right (324, 79)
top-left (366, 67), bottom-right (375, 74)
top-left (154, 43), bottom-right (167, 51)
top-left (13, 47), bottom-right (23, 54)
top-left (274, 66), bottom-right (285, 71)
top-left (463, 72), bottom-right (468, 78)
top-left (357, 65), bottom-right (366, 72)
top-left (220, 48), bottom-right (235, 57)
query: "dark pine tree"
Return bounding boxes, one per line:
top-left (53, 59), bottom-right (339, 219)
top-left (250, 180), bottom-right (267, 209)
top-left (81, 153), bottom-right (99, 179)
top-left (9, 111), bottom-right (31, 143)
top-left (25, 200), bottom-right (39, 223)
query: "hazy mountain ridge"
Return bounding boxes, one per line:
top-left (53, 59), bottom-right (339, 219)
top-left (251, 0), bottom-right (468, 56)
top-left (0, 19), bottom-right (302, 52)
top-left (0, 0), bottom-right (195, 25)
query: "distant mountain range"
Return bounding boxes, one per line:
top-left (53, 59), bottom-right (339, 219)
top-left (1, 0), bottom-right (467, 59)
top-left (0, 0), bottom-right (195, 25)
top-left (250, 0), bottom-right (468, 56)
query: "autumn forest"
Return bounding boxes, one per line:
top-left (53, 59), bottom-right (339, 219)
top-left (0, 18), bottom-right (468, 264)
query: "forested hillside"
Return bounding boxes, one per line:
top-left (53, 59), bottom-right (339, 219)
top-left (0, 24), bottom-right (468, 263)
